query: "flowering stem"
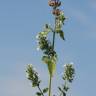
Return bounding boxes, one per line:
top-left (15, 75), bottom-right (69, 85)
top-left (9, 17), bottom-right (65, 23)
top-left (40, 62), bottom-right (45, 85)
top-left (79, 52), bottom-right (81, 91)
top-left (37, 85), bottom-right (45, 96)
top-left (52, 29), bottom-right (55, 49)
top-left (48, 14), bottom-right (57, 96)
top-left (52, 16), bottom-right (56, 49)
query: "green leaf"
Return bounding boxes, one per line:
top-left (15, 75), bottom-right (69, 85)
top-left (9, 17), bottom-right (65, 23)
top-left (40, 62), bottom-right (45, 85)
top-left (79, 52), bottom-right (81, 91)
top-left (42, 55), bottom-right (57, 77)
top-left (47, 56), bottom-right (56, 77)
top-left (42, 56), bottom-right (49, 64)
top-left (63, 64), bottom-right (75, 83)
top-left (63, 92), bottom-right (66, 96)
top-left (43, 88), bottom-right (48, 93)
top-left (59, 30), bottom-right (65, 40)
top-left (63, 85), bottom-right (69, 92)
top-left (42, 56), bottom-right (56, 76)
top-left (56, 27), bottom-right (61, 33)
top-left (40, 31), bottom-right (49, 37)
top-left (58, 86), bottom-right (66, 96)
top-left (36, 92), bottom-right (42, 96)
top-left (59, 11), bottom-right (66, 24)
top-left (58, 86), bottom-right (62, 92)
top-left (44, 24), bottom-right (53, 33)
top-left (55, 22), bottom-right (62, 33)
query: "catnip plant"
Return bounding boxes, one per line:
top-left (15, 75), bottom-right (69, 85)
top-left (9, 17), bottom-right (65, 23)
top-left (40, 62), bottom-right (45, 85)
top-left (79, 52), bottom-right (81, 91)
top-left (26, 0), bottom-right (75, 96)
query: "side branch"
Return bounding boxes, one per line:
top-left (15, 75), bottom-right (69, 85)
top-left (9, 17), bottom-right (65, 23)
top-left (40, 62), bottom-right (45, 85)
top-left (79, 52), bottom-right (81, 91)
top-left (37, 85), bottom-right (45, 96)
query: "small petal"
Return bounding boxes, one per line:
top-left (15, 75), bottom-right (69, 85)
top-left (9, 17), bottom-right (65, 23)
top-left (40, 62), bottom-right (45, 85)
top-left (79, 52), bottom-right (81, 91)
top-left (60, 11), bottom-right (64, 15)
top-left (33, 67), bottom-right (36, 71)
top-left (38, 73), bottom-right (40, 77)
top-left (36, 35), bottom-right (39, 39)
top-left (25, 72), bottom-right (29, 78)
top-left (62, 64), bottom-right (67, 68)
top-left (36, 47), bottom-right (40, 51)
top-left (70, 62), bottom-right (74, 65)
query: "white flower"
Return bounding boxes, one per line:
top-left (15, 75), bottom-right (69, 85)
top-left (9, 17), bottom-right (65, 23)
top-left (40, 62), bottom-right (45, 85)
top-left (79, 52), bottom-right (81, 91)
top-left (33, 67), bottom-right (36, 71)
top-left (26, 72), bottom-right (29, 78)
top-left (59, 21), bottom-right (62, 25)
top-left (41, 31), bottom-right (45, 35)
top-left (36, 35), bottom-right (39, 39)
top-left (60, 11), bottom-right (64, 15)
top-left (33, 74), bottom-right (35, 78)
top-left (63, 62), bottom-right (74, 68)
top-left (43, 34), bottom-right (47, 37)
top-left (70, 62), bottom-right (74, 65)
top-left (27, 64), bottom-right (33, 67)
top-left (36, 47), bottom-right (40, 51)
top-left (38, 73), bottom-right (40, 77)
top-left (62, 64), bottom-right (67, 68)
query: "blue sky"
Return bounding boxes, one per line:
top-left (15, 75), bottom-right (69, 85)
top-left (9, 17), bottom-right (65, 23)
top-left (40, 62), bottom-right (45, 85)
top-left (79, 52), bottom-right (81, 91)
top-left (0, 0), bottom-right (96, 96)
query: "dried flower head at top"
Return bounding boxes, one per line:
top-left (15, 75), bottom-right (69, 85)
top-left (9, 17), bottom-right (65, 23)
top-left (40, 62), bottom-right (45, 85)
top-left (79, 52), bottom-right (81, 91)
top-left (48, 0), bottom-right (61, 7)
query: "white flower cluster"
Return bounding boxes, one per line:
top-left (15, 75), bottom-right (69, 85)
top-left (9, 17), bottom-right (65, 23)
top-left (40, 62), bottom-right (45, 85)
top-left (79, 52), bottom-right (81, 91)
top-left (26, 64), bottom-right (33, 78)
top-left (62, 62), bottom-right (75, 83)
top-left (63, 62), bottom-right (74, 68)
top-left (26, 64), bottom-right (41, 87)
top-left (36, 31), bottom-right (49, 51)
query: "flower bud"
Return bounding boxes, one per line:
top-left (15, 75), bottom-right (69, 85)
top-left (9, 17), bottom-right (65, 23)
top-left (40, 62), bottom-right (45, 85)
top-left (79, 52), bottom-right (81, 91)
top-left (52, 9), bottom-right (61, 16)
top-left (48, 0), bottom-right (61, 7)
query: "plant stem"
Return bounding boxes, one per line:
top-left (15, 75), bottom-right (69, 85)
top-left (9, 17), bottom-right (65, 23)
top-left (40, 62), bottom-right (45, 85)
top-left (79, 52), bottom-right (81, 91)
top-left (49, 74), bottom-right (52, 96)
top-left (52, 16), bottom-right (56, 49)
top-left (48, 10), bottom-right (57, 96)
top-left (52, 30), bottom-right (55, 49)
top-left (37, 85), bottom-right (45, 96)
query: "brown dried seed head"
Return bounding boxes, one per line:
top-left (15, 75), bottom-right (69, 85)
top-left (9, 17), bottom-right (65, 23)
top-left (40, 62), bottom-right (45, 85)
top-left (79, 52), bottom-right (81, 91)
top-left (52, 9), bottom-right (61, 16)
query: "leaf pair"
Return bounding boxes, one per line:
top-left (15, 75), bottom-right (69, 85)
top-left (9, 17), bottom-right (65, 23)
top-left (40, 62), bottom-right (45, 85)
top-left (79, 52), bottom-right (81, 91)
top-left (36, 88), bottom-right (48, 96)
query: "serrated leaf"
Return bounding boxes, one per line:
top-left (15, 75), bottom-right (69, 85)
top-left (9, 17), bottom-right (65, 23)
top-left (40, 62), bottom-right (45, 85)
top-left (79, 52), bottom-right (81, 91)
top-left (43, 88), bottom-right (48, 93)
